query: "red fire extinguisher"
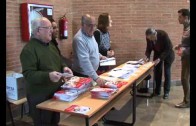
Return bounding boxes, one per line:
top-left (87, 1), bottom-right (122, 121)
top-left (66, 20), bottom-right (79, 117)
top-left (59, 14), bottom-right (68, 39)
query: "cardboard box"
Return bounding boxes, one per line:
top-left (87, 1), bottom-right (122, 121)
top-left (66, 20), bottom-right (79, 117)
top-left (6, 72), bottom-right (26, 100)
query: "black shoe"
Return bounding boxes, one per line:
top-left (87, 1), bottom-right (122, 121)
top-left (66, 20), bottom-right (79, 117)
top-left (110, 107), bottom-right (116, 110)
top-left (92, 123), bottom-right (98, 126)
top-left (153, 92), bottom-right (161, 96)
top-left (137, 88), bottom-right (148, 93)
top-left (175, 101), bottom-right (190, 108)
top-left (163, 93), bottom-right (169, 99)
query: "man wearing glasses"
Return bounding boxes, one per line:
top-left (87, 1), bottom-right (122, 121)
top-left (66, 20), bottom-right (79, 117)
top-left (72, 14), bottom-right (107, 87)
top-left (20, 17), bottom-right (73, 126)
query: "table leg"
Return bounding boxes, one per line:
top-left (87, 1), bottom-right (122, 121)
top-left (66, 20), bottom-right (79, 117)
top-left (7, 101), bottom-right (15, 126)
top-left (85, 117), bottom-right (89, 126)
top-left (21, 103), bottom-right (24, 118)
top-left (103, 82), bottom-right (137, 126)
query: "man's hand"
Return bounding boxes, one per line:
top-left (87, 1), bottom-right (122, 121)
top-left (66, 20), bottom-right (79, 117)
top-left (107, 50), bottom-right (115, 57)
top-left (100, 55), bottom-right (107, 60)
top-left (63, 67), bottom-right (73, 75)
top-left (176, 47), bottom-right (185, 56)
top-left (95, 77), bottom-right (106, 86)
top-left (153, 58), bottom-right (160, 66)
top-left (145, 57), bottom-right (150, 62)
top-left (49, 71), bottom-right (62, 82)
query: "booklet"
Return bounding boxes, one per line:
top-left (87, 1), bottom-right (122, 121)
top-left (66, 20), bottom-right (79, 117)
top-left (64, 105), bottom-right (90, 114)
top-left (100, 57), bottom-right (116, 66)
top-left (90, 88), bottom-right (118, 99)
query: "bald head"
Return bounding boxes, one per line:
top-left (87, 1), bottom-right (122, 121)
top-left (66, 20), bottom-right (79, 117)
top-left (81, 14), bottom-right (95, 26)
top-left (81, 14), bottom-right (96, 37)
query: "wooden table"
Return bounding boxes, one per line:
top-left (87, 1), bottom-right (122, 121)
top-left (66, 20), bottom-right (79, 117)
top-left (37, 62), bottom-right (155, 126)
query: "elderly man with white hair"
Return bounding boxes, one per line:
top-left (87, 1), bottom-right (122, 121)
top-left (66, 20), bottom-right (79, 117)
top-left (20, 17), bottom-right (72, 126)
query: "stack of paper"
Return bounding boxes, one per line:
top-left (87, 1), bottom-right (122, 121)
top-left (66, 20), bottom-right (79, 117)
top-left (100, 80), bottom-right (128, 89)
top-left (90, 88), bottom-right (118, 99)
top-left (53, 90), bottom-right (78, 102)
top-left (54, 76), bottom-right (92, 102)
top-left (61, 76), bottom-right (92, 94)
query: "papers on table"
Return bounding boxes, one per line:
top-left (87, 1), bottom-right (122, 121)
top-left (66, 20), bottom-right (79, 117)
top-left (53, 90), bottom-right (79, 102)
top-left (106, 59), bottom-right (144, 79)
top-left (53, 76), bottom-right (93, 102)
top-left (100, 57), bottom-right (116, 66)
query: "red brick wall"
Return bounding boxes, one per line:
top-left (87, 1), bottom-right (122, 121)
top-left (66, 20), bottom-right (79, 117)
top-left (6, 0), bottom-right (189, 81)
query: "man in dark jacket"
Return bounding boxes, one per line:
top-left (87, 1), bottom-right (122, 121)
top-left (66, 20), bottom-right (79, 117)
top-left (175, 9), bottom-right (190, 108)
top-left (145, 28), bottom-right (175, 99)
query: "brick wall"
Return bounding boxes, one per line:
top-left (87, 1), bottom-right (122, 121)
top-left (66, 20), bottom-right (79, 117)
top-left (6, 0), bottom-right (189, 81)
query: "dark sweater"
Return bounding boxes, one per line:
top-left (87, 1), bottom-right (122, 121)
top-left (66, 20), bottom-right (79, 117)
top-left (20, 38), bottom-right (67, 95)
top-left (145, 30), bottom-right (175, 64)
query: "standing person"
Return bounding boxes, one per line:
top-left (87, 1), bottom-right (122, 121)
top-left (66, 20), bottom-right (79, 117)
top-left (94, 13), bottom-right (114, 75)
top-left (175, 9), bottom-right (190, 108)
top-left (49, 18), bottom-right (72, 68)
top-left (20, 17), bottom-right (73, 126)
top-left (145, 28), bottom-right (175, 99)
top-left (72, 14), bottom-right (107, 86)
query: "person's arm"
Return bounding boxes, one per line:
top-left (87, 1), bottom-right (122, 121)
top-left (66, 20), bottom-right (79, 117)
top-left (94, 30), bottom-right (108, 56)
top-left (181, 36), bottom-right (190, 57)
top-left (145, 38), bottom-right (152, 60)
top-left (73, 38), bottom-right (99, 81)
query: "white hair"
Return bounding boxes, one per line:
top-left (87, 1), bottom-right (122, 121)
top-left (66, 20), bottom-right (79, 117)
top-left (31, 17), bottom-right (48, 37)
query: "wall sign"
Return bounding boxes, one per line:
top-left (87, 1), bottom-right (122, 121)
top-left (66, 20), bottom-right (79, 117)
top-left (20, 3), bottom-right (53, 41)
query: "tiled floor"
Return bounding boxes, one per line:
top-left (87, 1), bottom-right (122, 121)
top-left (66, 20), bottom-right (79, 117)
top-left (6, 85), bottom-right (190, 126)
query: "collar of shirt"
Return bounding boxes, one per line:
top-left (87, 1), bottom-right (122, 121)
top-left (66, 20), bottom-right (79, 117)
top-left (33, 38), bottom-right (49, 46)
top-left (81, 29), bottom-right (93, 37)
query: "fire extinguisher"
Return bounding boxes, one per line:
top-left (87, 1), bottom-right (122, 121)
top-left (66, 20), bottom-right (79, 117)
top-left (59, 14), bottom-right (68, 39)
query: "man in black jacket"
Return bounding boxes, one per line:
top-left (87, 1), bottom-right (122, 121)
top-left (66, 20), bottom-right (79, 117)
top-left (175, 9), bottom-right (190, 108)
top-left (145, 28), bottom-right (175, 99)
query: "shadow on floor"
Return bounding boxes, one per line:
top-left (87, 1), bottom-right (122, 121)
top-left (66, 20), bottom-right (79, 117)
top-left (99, 94), bottom-right (161, 126)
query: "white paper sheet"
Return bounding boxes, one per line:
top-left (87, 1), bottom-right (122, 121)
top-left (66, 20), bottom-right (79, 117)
top-left (100, 57), bottom-right (116, 66)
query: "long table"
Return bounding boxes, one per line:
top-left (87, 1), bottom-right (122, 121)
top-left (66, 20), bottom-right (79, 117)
top-left (36, 61), bottom-right (154, 126)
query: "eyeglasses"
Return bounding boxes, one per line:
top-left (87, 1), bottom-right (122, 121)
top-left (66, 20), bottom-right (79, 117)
top-left (38, 26), bottom-right (53, 30)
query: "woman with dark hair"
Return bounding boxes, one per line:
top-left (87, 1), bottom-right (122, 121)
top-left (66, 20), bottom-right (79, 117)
top-left (94, 13), bottom-right (115, 75)
top-left (48, 18), bottom-right (72, 68)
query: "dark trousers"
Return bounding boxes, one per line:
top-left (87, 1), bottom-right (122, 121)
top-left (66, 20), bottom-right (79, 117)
top-left (27, 94), bottom-right (60, 126)
top-left (154, 60), bottom-right (172, 94)
top-left (181, 58), bottom-right (190, 103)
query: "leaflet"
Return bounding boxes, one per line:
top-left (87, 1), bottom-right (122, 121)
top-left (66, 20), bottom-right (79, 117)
top-left (64, 105), bottom-right (90, 114)
top-left (100, 57), bottom-right (116, 66)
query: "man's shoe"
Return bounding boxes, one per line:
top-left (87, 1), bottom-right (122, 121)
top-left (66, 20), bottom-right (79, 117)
top-left (92, 123), bottom-right (98, 126)
top-left (175, 101), bottom-right (190, 108)
top-left (163, 93), bottom-right (169, 99)
top-left (137, 88), bottom-right (148, 93)
top-left (153, 92), bottom-right (161, 96)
